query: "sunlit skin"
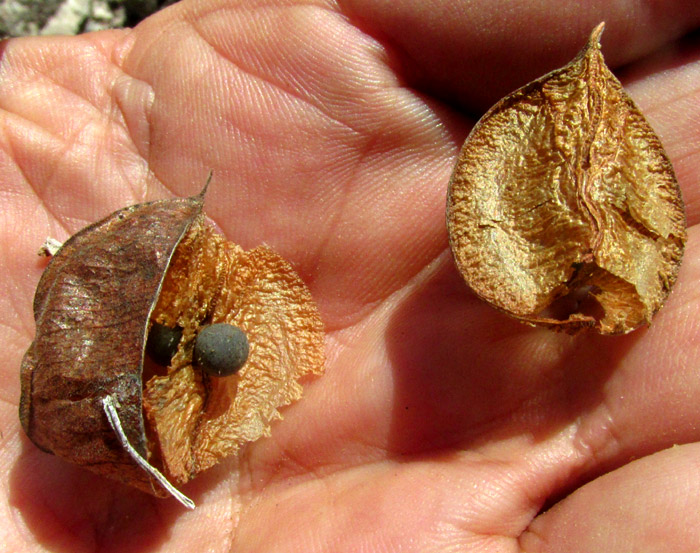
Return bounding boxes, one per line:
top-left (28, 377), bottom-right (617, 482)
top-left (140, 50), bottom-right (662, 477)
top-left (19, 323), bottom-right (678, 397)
top-left (2, 1), bottom-right (700, 551)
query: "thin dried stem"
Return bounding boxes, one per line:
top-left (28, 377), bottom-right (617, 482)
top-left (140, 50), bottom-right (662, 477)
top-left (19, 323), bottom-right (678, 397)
top-left (102, 395), bottom-right (195, 510)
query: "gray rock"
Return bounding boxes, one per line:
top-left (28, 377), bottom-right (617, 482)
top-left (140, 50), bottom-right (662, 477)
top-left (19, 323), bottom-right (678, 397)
top-left (0, 0), bottom-right (175, 38)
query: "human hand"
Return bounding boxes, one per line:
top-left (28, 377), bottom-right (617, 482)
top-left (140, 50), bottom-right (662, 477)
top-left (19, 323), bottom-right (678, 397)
top-left (2, 1), bottom-right (700, 551)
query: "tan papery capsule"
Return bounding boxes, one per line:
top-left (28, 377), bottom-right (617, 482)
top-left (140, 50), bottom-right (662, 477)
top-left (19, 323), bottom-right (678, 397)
top-left (447, 23), bottom-right (686, 334)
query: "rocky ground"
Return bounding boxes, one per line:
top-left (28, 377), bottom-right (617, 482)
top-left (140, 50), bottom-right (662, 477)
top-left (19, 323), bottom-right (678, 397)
top-left (0, 0), bottom-right (176, 38)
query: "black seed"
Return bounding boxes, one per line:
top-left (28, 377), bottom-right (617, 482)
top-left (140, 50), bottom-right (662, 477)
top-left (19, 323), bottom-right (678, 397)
top-left (146, 322), bottom-right (183, 366)
top-left (194, 323), bottom-right (249, 377)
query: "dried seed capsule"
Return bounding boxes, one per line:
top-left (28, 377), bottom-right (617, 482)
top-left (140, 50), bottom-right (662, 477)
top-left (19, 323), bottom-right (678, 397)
top-left (446, 22), bottom-right (686, 334)
top-left (19, 185), bottom-right (325, 501)
top-left (146, 322), bottom-right (183, 366)
top-left (194, 323), bottom-right (249, 377)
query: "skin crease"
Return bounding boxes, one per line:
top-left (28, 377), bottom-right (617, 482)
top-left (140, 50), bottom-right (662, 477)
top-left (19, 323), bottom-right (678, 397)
top-left (1, 0), bottom-right (700, 551)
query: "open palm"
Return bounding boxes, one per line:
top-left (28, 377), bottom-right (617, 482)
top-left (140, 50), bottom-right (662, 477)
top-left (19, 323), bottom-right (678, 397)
top-left (3, 1), bottom-right (700, 551)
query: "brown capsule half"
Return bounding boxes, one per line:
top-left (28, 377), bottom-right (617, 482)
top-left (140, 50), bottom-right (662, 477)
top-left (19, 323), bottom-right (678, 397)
top-left (446, 23), bottom-right (686, 334)
top-left (20, 186), bottom-right (325, 498)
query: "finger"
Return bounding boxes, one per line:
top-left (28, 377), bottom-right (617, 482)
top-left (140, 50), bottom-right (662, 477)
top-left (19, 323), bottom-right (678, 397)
top-left (0, 31), bottom-right (156, 226)
top-left (339, 0), bottom-right (700, 111)
top-left (520, 442), bottom-right (700, 552)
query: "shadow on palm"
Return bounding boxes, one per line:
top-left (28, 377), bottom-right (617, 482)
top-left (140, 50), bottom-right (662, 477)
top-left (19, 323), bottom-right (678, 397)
top-left (384, 255), bottom-right (640, 460)
top-left (9, 446), bottom-right (170, 553)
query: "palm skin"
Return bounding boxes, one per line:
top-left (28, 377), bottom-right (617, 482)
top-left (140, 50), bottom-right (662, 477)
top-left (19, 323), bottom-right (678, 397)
top-left (2, 1), bottom-right (700, 551)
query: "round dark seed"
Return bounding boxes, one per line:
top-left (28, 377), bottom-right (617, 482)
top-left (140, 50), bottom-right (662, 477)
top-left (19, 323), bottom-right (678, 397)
top-left (194, 323), bottom-right (249, 377)
top-left (146, 322), bottom-right (183, 366)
